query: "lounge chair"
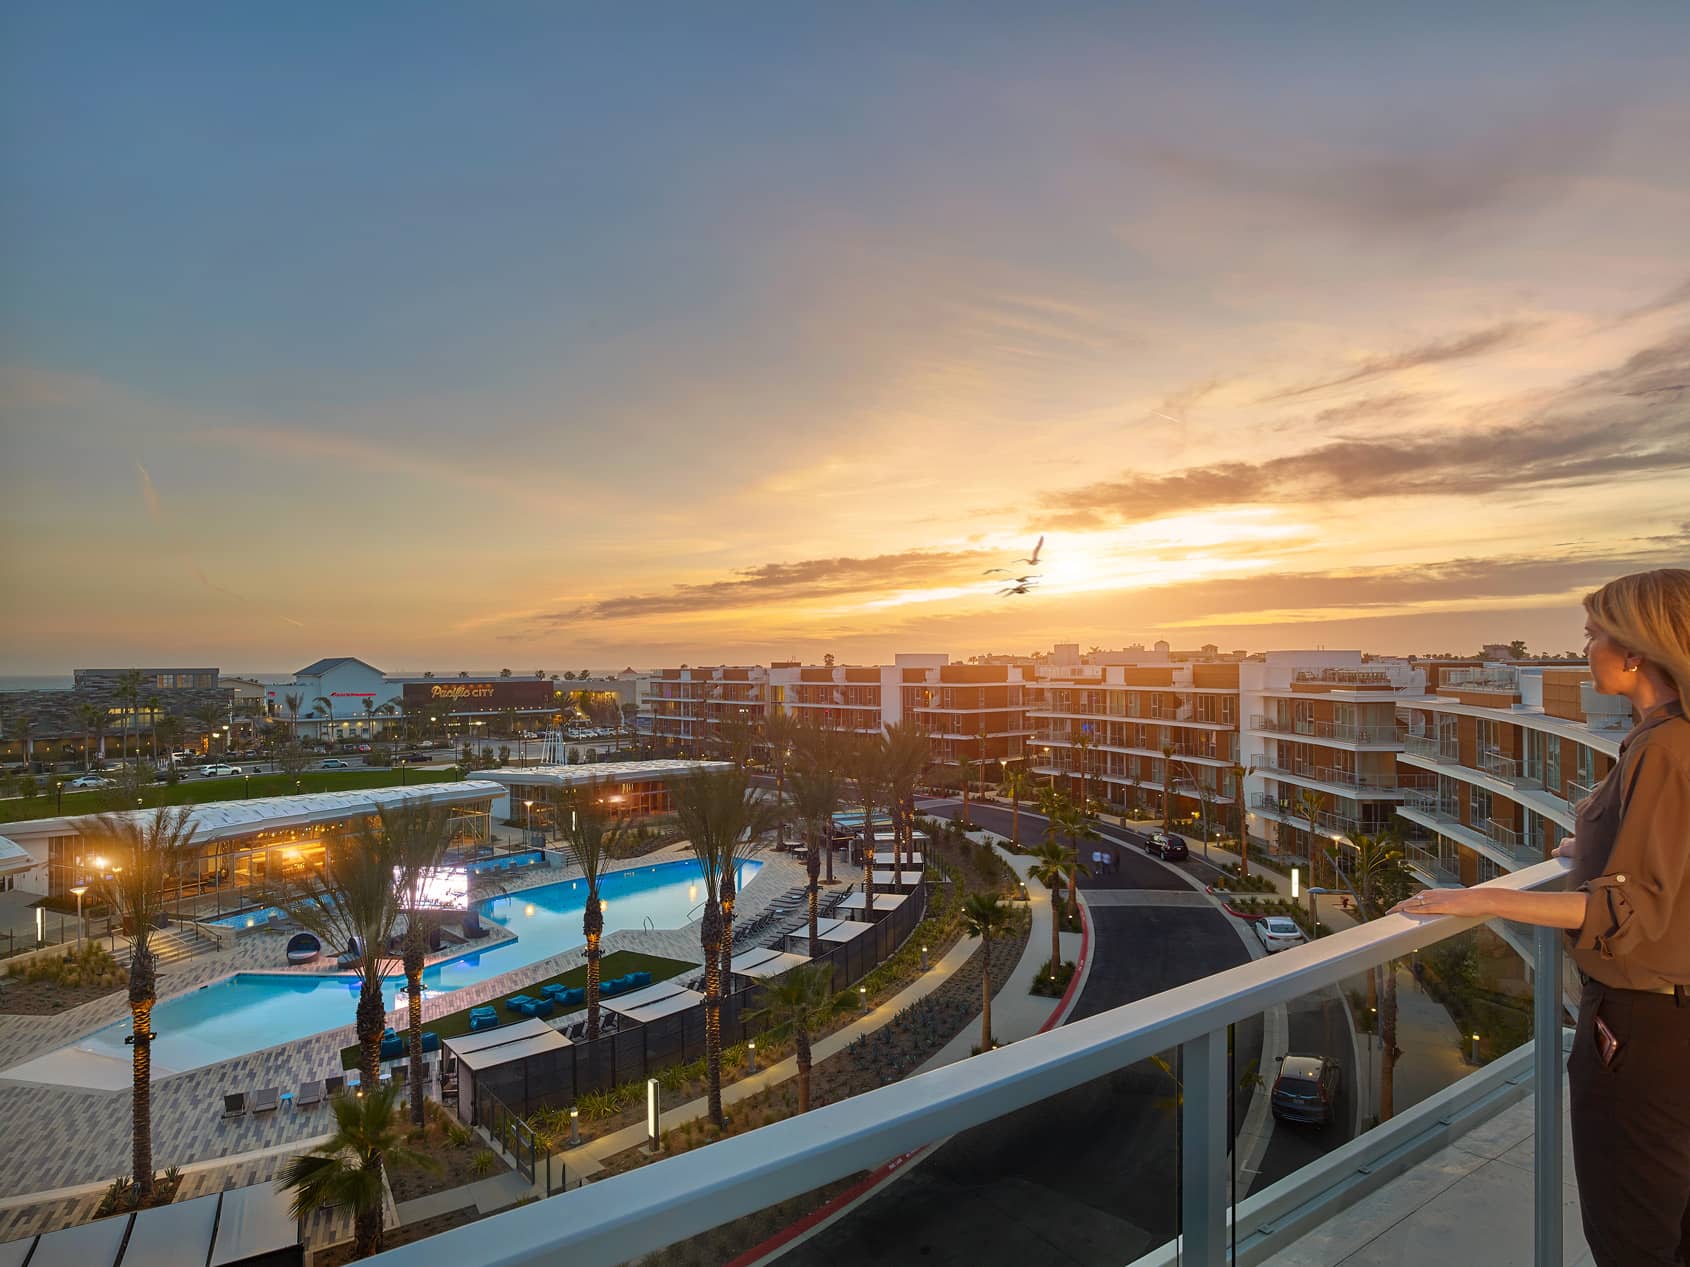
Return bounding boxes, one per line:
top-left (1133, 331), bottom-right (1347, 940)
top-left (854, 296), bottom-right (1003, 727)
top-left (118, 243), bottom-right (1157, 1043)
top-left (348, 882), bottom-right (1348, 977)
top-left (222, 1092), bottom-right (246, 1120)
top-left (380, 1033), bottom-right (406, 1061)
top-left (296, 1080), bottom-right (324, 1110)
top-left (469, 1011), bottom-right (500, 1033)
top-left (504, 993), bottom-right (539, 1014)
top-left (521, 996), bottom-right (555, 1019)
top-left (421, 1031), bottom-right (440, 1054)
top-left (599, 978), bottom-right (625, 997)
top-left (629, 971), bottom-right (652, 988)
top-left (252, 1086), bottom-right (280, 1114)
top-left (325, 1074), bottom-right (346, 1096)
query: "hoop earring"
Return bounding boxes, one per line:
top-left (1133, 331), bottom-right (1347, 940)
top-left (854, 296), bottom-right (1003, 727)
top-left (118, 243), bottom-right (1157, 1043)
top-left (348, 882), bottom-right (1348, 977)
top-left (1625, 663), bottom-right (1640, 673)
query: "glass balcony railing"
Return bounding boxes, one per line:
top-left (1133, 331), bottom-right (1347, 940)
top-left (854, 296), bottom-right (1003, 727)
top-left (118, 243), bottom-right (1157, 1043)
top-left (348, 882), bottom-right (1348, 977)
top-left (369, 861), bottom-right (1573, 1267)
top-left (1251, 758), bottom-right (1404, 790)
top-left (1251, 715), bottom-right (1399, 745)
top-left (1402, 734), bottom-right (1461, 762)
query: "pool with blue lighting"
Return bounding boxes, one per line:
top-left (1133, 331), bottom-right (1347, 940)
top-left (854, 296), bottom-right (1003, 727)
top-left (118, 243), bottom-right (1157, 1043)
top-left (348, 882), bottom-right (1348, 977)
top-left (50, 858), bottom-right (759, 1077)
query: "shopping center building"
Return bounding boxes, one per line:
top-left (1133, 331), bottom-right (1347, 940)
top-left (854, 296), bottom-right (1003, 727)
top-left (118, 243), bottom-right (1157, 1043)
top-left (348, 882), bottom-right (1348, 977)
top-left (467, 759), bottom-right (733, 834)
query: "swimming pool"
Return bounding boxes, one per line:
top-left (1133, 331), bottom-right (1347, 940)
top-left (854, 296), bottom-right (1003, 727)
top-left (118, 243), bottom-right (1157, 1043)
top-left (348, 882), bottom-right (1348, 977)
top-left (18, 858), bottom-right (759, 1084)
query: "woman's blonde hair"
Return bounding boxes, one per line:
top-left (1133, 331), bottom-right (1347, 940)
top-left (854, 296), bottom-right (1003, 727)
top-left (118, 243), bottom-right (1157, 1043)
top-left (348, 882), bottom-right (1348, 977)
top-left (1583, 568), bottom-right (1690, 705)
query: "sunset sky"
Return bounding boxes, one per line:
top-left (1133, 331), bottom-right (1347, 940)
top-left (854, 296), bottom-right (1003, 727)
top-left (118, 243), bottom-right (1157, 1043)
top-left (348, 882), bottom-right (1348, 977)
top-left (3, 4), bottom-right (1688, 673)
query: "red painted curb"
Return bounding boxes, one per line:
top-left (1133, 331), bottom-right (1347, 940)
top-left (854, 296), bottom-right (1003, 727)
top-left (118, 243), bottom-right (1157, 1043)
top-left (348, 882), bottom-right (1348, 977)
top-left (1038, 896), bottom-right (1089, 1034)
top-left (723, 1145), bottom-right (928, 1267)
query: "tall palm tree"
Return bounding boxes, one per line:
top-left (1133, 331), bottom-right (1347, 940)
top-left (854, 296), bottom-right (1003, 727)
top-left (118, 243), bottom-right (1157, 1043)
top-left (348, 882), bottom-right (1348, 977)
top-left (557, 780), bottom-right (628, 1042)
top-left (193, 702), bottom-right (224, 756)
top-left (272, 820), bottom-right (403, 1091)
top-left (116, 668), bottom-right (145, 762)
top-left (960, 894), bottom-right (1012, 1052)
top-left (1073, 726), bottom-right (1095, 811)
top-left (283, 691), bottom-right (305, 739)
top-left (313, 695), bottom-right (336, 748)
top-left (668, 766), bottom-right (770, 1126)
top-left (1324, 829), bottom-right (1413, 1121)
top-left (75, 703), bottom-right (105, 771)
top-left (746, 964), bottom-right (838, 1113)
top-left (844, 734), bottom-right (888, 910)
top-left (87, 807), bottom-right (198, 1200)
top-left (762, 711), bottom-right (802, 848)
top-left (384, 803), bottom-right (453, 1126)
top-left (1294, 788), bottom-right (1330, 889)
top-left (360, 697), bottom-right (376, 738)
top-left (787, 728), bottom-right (846, 956)
top-left (1000, 765), bottom-right (1035, 847)
top-left (1231, 762), bottom-right (1249, 880)
top-left (279, 1085), bottom-right (435, 1259)
top-left (957, 754), bottom-right (978, 828)
top-left (880, 721), bottom-right (930, 875)
top-left (1026, 841), bottom-right (1074, 975)
top-left (142, 695), bottom-right (162, 763)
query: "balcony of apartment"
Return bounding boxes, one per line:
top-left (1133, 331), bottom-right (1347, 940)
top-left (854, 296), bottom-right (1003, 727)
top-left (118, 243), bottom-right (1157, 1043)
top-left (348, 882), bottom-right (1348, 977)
top-left (1440, 666), bottom-right (1522, 693)
top-left (1402, 733), bottom-right (1461, 763)
top-left (1397, 802), bottom-right (1544, 874)
top-left (1034, 732), bottom-right (1234, 766)
top-left (1249, 794), bottom-right (1370, 840)
top-left (1479, 749), bottom-right (1546, 791)
top-left (1398, 749), bottom-right (1578, 835)
top-left (1402, 837), bottom-right (1462, 887)
top-left (1034, 705), bottom-right (1237, 732)
top-left (375, 860), bottom-right (1581, 1267)
top-left (1250, 756), bottom-right (1409, 799)
top-left (1249, 714), bottom-right (1402, 749)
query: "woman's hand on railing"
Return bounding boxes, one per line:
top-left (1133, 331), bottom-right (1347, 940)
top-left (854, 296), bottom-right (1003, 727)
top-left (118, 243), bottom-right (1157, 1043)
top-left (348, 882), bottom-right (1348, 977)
top-left (1554, 836), bottom-right (1576, 860)
top-left (1390, 888), bottom-right (1489, 919)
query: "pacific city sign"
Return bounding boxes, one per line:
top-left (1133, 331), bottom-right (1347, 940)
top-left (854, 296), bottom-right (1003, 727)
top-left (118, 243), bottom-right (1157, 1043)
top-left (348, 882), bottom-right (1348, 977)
top-left (430, 684), bottom-right (497, 700)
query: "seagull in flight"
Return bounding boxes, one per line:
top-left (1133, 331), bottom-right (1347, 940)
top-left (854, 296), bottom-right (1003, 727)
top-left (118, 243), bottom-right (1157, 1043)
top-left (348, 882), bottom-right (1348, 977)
top-left (998, 581), bottom-right (1037, 597)
top-left (1015, 535), bottom-right (1044, 566)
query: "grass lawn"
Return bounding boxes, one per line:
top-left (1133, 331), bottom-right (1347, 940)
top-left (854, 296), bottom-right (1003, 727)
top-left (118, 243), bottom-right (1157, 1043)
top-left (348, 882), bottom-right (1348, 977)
top-left (0, 768), bottom-right (456, 824)
top-left (337, 949), bottom-right (697, 1068)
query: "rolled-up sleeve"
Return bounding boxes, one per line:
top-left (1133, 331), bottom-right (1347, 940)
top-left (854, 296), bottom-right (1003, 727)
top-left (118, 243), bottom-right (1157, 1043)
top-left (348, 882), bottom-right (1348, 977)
top-left (1573, 749), bottom-right (1690, 959)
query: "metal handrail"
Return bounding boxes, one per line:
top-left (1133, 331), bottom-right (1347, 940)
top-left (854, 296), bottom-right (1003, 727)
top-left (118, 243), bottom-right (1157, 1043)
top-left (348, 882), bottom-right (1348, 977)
top-left (375, 860), bottom-right (1570, 1267)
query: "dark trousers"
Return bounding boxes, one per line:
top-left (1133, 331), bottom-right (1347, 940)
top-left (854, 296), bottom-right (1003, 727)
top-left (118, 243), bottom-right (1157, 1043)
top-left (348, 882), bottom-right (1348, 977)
top-left (1569, 978), bottom-right (1690, 1266)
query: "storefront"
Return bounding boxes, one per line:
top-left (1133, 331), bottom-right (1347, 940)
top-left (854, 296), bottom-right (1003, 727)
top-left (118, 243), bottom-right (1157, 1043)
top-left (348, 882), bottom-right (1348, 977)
top-left (468, 760), bottom-right (732, 835)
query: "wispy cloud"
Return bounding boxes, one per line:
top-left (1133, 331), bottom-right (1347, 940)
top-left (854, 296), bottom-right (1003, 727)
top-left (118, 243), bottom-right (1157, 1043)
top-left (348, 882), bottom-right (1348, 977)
top-left (1261, 322), bottom-right (1537, 401)
top-left (1042, 330), bottom-right (1690, 530)
top-left (135, 462), bottom-right (162, 521)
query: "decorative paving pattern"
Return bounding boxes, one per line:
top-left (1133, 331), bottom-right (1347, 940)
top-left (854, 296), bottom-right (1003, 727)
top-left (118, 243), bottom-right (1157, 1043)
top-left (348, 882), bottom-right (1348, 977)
top-left (0, 844), bottom-right (822, 1209)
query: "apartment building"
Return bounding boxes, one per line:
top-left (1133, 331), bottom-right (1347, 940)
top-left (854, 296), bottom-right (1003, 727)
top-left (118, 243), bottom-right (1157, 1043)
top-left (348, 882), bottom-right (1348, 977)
top-left (1394, 662), bottom-right (1623, 889)
top-left (641, 656), bottom-right (1031, 773)
top-left (1240, 651), bottom-right (1425, 859)
top-left (1027, 654), bottom-right (1244, 837)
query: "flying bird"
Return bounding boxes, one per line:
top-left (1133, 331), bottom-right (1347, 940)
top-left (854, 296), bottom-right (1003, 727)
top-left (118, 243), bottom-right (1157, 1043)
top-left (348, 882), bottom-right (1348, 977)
top-left (998, 581), bottom-right (1038, 597)
top-left (1015, 535), bottom-right (1045, 566)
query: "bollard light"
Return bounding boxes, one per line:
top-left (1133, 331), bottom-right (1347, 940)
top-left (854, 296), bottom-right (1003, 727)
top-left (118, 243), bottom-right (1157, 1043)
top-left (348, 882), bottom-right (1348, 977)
top-left (748, 1039), bottom-right (758, 1072)
top-left (569, 1105), bottom-right (580, 1146)
top-left (646, 1078), bottom-right (661, 1152)
top-left (920, 944), bottom-right (929, 971)
top-left (1291, 867), bottom-right (1300, 899)
top-left (859, 985), bottom-right (869, 1012)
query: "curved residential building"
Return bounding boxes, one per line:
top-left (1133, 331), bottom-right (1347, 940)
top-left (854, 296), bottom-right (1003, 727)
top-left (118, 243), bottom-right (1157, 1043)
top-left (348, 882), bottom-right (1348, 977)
top-left (1394, 664), bottom-right (1625, 888)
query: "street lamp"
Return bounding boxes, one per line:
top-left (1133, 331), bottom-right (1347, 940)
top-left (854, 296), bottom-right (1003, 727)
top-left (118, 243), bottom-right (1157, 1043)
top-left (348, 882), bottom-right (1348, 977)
top-left (70, 884), bottom-right (88, 949)
top-left (524, 800), bottom-right (534, 844)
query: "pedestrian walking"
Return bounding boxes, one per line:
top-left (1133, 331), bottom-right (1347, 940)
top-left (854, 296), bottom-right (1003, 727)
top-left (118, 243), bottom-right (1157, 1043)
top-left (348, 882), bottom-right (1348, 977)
top-left (1396, 568), bottom-right (1690, 1266)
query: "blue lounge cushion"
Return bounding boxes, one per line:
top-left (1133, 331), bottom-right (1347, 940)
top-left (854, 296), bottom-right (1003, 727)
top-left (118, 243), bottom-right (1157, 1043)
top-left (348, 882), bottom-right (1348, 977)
top-left (379, 1035), bottom-right (404, 1060)
top-left (468, 1013), bottom-right (499, 1032)
top-left (599, 978), bottom-right (624, 997)
top-left (629, 971), bottom-right (652, 987)
top-left (504, 994), bottom-right (538, 1013)
top-left (421, 1031), bottom-right (439, 1053)
top-left (561, 985), bottom-right (585, 1006)
top-left (523, 996), bottom-right (555, 1018)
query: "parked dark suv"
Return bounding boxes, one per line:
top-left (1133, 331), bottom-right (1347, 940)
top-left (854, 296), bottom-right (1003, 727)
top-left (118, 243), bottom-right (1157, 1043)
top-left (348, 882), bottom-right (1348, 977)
top-left (1143, 831), bottom-right (1189, 861)
top-left (1271, 1054), bottom-right (1341, 1126)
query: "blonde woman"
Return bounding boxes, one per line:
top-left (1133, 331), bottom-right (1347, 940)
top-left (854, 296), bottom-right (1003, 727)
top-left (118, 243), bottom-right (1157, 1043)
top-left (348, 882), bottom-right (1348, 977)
top-left (1397, 568), bottom-right (1690, 1267)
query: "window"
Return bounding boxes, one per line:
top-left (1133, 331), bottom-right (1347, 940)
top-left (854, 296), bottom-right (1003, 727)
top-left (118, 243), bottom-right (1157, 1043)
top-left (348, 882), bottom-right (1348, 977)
top-left (1523, 729), bottom-right (1544, 782)
top-left (1545, 738), bottom-right (1562, 788)
top-left (1221, 695), bottom-right (1236, 724)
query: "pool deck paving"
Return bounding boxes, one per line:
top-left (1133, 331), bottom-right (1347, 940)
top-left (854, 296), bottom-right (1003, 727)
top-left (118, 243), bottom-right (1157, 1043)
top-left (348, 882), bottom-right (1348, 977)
top-left (0, 843), bottom-right (814, 1224)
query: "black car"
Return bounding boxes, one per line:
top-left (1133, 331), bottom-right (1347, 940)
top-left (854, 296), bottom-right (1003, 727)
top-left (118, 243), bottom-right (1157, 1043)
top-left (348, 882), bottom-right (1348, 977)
top-left (1143, 831), bottom-right (1189, 861)
top-left (402, 752), bottom-right (432, 763)
top-left (1271, 1054), bottom-right (1341, 1126)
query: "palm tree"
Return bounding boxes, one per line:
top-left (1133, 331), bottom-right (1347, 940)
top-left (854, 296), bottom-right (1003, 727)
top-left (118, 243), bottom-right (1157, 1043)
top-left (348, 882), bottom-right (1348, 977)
top-left (1294, 788), bottom-right (1329, 891)
top-left (75, 703), bottom-right (106, 771)
top-left (762, 711), bottom-right (802, 848)
top-left (1073, 726), bottom-right (1095, 811)
top-left (557, 781), bottom-right (628, 1042)
top-left (283, 691), bottom-right (304, 740)
top-left (1324, 829), bottom-right (1414, 1121)
top-left (279, 1085), bottom-right (435, 1259)
top-left (1230, 762), bottom-right (1249, 880)
top-left (960, 894), bottom-right (1012, 1052)
top-left (1026, 841), bottom-right (1074, 976)
top-left (271, 820), bottom-right (403, 1091)
top-left (193, 702), bottom-right (224, 756)
top-left (384, 803), bottom-right (453, 1126)
top-left (1038, 787), bottom-right (1094, 917)
top-left (787, 728), bottom-right (846, 956)
top-left (668, 766), bottom-right (771, 1126)
top-left (86, 807), bottom-right (199, 1200)
top-left (360, 697), bottom-right (376, 738)
top-left (746, 964), bottom-right (838, 1112)
top-left (313, 695), bottom-right (336, 748)
top-left (10, 713), bottom-right (33, 768)
top-left (1000, 765), bottom-right (1035, 847)
top-left (880, 720), bottom-right (930, 874)
top-left (143, 695), bottom-right (162, 763)
top-left (957, 754), bottom-right (978, 828)
top-left (844, 734), bottom-right (888, 910)
top-left (116, 668), bottom-right (144, 762)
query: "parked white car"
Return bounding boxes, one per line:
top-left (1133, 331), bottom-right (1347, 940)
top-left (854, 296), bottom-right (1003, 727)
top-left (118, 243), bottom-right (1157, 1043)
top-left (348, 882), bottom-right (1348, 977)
top-left (66, 775), bottom-right (115, 789)
top-left (1254, 915), bottom-right (1308, 954)
top-left (201, 763), bottom-right (243, 777)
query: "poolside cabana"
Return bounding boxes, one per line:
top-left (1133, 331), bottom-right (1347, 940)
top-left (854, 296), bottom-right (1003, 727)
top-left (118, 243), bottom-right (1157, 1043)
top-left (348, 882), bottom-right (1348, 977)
top-left (13, 1183), bottom-right (299, 1267)
top-left (785, 917), bottom-right (875, 953)
top-left (208, 1178), bottom-right (303, 1266)
top-left (445, 1017), bottom-right (571, 1124)
top-left (870, 869), bottom-right (926, 891)
top-left (602, 980), bottom-right (704, 1024)
top-left (121, 1194), bottom-right (221, 1267)
top-left (837, 891), bottom-right (908, 920)
top-left (729, 945), bottom-right (810, 987)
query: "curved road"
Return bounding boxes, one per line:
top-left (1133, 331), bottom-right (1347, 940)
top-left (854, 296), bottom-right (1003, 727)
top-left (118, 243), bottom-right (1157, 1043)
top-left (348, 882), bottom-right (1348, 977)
top-left (773, 800), bottom-right (1263, 1266)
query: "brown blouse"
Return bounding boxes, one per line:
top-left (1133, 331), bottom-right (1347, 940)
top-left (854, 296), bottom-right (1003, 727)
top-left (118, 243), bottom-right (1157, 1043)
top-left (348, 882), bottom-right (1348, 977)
top-left (1567, 698), bottom-right (1690, 989)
